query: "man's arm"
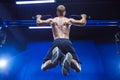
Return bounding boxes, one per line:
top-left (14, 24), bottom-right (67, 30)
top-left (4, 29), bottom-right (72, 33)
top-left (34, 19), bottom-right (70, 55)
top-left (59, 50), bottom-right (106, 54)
top-left (36, 15), bottom-right (53, 25)
top-left (69, 14), bottom-right (87, 26)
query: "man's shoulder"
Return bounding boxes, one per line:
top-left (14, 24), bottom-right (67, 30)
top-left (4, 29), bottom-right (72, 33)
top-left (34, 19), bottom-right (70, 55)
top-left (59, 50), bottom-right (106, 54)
top-left (53, 17), bottom-right (58, 19)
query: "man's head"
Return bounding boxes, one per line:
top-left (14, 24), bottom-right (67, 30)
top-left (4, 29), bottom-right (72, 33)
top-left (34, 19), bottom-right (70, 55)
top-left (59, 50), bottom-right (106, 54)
top-left (57, 5), bottom-right (66, 17)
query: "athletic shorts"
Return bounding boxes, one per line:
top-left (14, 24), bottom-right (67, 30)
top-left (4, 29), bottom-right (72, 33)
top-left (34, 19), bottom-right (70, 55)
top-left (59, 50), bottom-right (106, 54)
top-left (43, 38), bottom-right (80, 64)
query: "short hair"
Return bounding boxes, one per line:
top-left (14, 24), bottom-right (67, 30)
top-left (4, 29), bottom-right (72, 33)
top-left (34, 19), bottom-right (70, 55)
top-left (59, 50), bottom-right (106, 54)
top-left (57, 5), bottom-right (66, 14)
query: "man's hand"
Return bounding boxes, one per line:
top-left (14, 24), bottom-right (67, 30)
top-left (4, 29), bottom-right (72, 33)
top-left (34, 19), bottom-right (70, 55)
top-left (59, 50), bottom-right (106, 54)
top-left (36, 15), bottom-right (42, 19)
top-left (80, 14), bottom-right (87, 25)
top-left (36, 15), bottom-right (42, 24)
top-left (81, 14), bottom-right (87, 19)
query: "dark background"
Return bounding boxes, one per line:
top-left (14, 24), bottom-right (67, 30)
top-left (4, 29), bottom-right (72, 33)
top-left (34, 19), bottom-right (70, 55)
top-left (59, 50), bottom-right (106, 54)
top-left (0, 0), bottom-right (120, 20)
top-left (0, 0), bottom-right (120, 43)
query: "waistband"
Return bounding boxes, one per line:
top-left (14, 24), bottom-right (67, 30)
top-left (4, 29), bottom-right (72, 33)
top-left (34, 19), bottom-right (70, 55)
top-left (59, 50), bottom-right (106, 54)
top-left (54, 38), bottom-right (70, 41)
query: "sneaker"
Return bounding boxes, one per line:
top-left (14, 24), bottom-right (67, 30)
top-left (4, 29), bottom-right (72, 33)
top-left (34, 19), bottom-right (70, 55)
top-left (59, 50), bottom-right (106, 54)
top-left (62, 52), bottom-right (73, 76)
top-left (51, 47), bottom-right (60, 64)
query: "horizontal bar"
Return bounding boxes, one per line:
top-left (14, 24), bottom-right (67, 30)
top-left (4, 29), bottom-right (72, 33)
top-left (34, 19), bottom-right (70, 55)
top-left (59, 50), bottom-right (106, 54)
top-left (0, 20), bottom-right (120, 27)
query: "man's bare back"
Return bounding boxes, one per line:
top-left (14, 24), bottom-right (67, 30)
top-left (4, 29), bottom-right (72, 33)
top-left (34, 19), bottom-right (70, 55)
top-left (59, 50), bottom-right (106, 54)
top-left (51, 17), bottom-right (71, 39)
top-left (36, 5), bottom-right (87, 40)
top-left (36, 14), bottom-right (87, 40)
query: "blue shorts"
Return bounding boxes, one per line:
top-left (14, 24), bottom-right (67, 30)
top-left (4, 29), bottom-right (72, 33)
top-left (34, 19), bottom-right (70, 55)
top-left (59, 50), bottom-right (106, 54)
top-left (43, 38), bottom-right (80, 64)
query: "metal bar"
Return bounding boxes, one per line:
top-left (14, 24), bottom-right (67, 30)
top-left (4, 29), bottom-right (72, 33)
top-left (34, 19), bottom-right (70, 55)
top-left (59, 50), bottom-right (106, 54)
top-left (0, 20), bottom-right (120, 27)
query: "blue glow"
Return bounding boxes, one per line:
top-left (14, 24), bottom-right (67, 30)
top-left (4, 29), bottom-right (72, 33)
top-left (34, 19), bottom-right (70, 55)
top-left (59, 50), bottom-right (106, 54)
top-left (0, 26), bottom-right (2, 30)
top-left (0, 59), bottom-right (8, 69)
top-left (16, 0), bottom-right (55, 5)
top-left (1, 41), bottom-right (120, 79)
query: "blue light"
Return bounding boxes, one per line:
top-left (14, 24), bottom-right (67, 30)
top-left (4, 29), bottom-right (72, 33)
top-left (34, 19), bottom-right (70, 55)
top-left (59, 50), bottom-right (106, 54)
top-left (0, 27), bottom-right (2, 30)
top-left (16, 0), bottom-right (55, 5)
top-left (0, 59), bottom-right (8, 69)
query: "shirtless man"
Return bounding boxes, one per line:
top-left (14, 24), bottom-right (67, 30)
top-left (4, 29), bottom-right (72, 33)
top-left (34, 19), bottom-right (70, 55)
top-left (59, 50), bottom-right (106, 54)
top-left (36, 5), bottom-right (87, 76)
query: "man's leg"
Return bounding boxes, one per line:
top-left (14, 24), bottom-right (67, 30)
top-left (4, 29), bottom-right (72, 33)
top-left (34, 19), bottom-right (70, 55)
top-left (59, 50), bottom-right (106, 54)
top-left (70, 51), bottom-right (82, 72)
top-left (41, 60), bottom-right (58, 71)
top-left (67, 44), bottom-right (82, 72)
top-left (51, 46), bottom-right (73, 76)
top-left (71, 59), bottom-right (81, 72)
top-left (41, 46), bottom-right (63, 71)
top-left (61, 52), bottom-right (81, 75)
top-left (51, 47), bottom-right (63, 64)
top-left (58, 39), bottom-right (82, 75)
top-left (61, 52), bottom-right (73, 76)
top-left (61, 40), bottom-right (81, 73)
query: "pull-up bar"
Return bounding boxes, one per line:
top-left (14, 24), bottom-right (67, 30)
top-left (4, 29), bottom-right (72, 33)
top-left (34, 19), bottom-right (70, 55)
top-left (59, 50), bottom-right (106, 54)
top-left (0, 20), bottom-right (120, 28)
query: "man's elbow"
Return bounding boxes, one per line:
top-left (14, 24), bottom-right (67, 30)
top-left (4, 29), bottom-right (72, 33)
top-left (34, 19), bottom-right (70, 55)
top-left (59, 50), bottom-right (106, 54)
top-left (36, 20), bottom-right (41, 24)
top-left (81, 20), bottom-right (86, 26)
top-left (78, 22), bottom-right (86, 26)
top-left (82, 22), bottom-right (86, 26)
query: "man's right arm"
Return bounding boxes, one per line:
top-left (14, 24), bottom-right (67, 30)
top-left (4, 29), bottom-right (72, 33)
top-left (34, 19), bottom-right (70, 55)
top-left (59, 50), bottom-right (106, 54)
top-left (36, 15), bottom-right (53, 25)
top-left (69, 14), bottom-right (87, 26)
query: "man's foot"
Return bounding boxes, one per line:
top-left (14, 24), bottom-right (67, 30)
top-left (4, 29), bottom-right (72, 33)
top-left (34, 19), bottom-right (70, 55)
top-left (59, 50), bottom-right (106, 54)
top-left (51, 47), bottom-right (61, 64)
top-left (71, 59), bottom-right (81, 72)
top-left (62, 52), bottom-right (73, 76)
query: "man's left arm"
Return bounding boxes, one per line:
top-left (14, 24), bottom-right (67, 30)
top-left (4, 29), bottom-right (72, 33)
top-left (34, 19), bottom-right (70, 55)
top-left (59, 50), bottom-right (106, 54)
top-left (69, 14), bottom-right (87, 26)
top-left (36, 15), bottom-right (53, 25)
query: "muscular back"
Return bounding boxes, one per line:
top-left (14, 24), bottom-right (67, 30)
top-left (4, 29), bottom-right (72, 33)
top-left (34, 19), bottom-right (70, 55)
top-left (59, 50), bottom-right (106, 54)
top-left (36, 14), bottom-right (86, 39)
top-left (51, 17), bottom-right (71, 39)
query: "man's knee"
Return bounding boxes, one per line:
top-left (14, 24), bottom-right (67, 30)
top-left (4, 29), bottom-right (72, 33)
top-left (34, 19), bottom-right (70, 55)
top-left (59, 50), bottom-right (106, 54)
top-left (41, 63), bottom-right (46, 71)
top-left (41, 60), bottom-right (51, 71)
top-left (41, 60), bottom-right (58, 71)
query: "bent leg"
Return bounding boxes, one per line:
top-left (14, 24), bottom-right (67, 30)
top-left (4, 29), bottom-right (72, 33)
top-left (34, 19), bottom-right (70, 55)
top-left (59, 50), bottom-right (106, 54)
top-left (41, 47), bottom-right (64, 71)
top-left (41, 60), bottom-right (58, 71)
top-left (61, 52), bottom-right (81, 74)
top-left (66, 44), bottom-right (82, 72)
top-left (61, 52), bottom-right (73, 76)
top-left (41, 46), bottom-right (58, 71)
top-left (71, 59), bottom-right (81, 72)
top-left (51, 47), bottom-right (64, 64)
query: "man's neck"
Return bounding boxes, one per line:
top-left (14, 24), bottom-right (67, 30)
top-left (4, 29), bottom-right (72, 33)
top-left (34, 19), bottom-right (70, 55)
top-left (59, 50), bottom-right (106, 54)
top-left (58, 15), bottom-right (64, 17)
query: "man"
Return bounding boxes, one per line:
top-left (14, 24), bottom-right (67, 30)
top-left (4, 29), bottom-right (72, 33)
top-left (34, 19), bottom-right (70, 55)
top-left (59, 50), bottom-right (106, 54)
top-left (36, 5), bottom-right (87, 76)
